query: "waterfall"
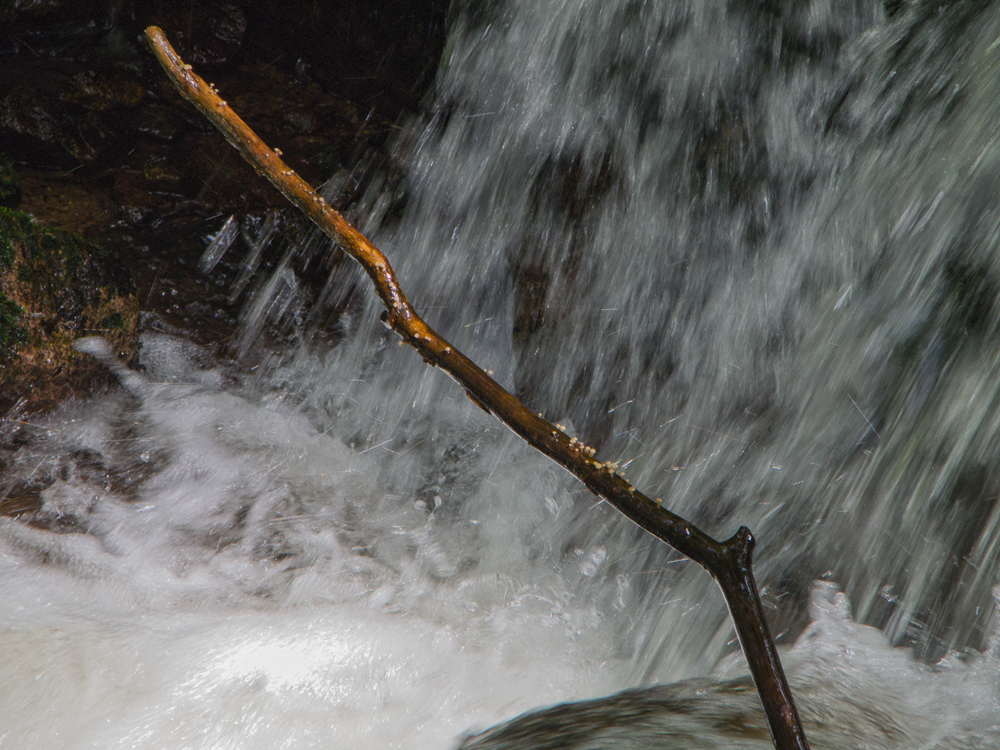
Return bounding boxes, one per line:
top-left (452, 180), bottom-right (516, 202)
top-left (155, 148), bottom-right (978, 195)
top-left (3, 1), bottom-right (1000, 747)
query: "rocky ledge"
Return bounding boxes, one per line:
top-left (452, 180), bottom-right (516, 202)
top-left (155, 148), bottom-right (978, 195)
top-left (0, 206), bottom-right (138, 415)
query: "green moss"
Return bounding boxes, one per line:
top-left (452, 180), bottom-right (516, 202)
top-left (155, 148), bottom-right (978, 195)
top-left (37, 226), bottom-right (84, 275)
top-left (0, 209), bottom-right (124, 296)
top-left (0, 207), bottom-right (35, 269)
top-left (0, 155), bottom-right (20, 209)
top-left (0, 292), bottom-right (26, 354)
top-left (0, 208), bottom-right (115, 279)
top-left (99, 311), bottom-right (124, 329)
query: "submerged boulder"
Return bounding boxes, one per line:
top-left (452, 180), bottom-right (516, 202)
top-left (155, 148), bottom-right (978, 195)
top-left (0, 208), bottom-right (138, 414)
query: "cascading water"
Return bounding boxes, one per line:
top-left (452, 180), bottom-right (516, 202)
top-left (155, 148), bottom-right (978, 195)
top-left (3, 1), bottom-right (1000, 747)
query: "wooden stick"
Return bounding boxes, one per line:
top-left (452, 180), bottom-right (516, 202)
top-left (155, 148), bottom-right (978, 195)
top-left (144, 26), bottom-right (810, 750)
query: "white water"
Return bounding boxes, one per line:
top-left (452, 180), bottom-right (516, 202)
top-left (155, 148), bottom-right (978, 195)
top-left (3, 335), bottom-right (999, 749)
top-left (4, 0), bottom-right (1000, 747)
top-left (0, 333), bottom-right (624, 748)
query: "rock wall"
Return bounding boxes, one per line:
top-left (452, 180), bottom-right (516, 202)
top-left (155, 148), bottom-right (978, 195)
top-left (0, 0), bottom-right (450, 412)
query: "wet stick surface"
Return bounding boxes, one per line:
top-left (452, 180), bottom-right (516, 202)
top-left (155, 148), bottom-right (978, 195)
top-left (144, 25), bottom-right (810, 750)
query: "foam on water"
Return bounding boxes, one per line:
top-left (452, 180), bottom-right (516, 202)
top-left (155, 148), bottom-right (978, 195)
top-left (0, 332), bottom-right (628, 748)
top-left (231, 0), bottom-right (1000, 678)
top-left (0, 334), bottom-right (998, 748)
top-left (0, 607), bottom-right (605, 749)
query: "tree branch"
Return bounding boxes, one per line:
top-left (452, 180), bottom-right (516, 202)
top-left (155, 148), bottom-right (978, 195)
top-left (144, 26), bottom-right (810, 750)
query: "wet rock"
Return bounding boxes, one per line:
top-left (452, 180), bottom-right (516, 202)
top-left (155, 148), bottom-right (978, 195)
top-left (17, 171), bottom-right (113, 237)
top-left (0, 0), bottom-right (450, 371)
top-left (0, 208), bottom-right (138, 414)
top-left (0, 0), bottom-right (450, 204)
top-left (147, 2), bottom-right (249, 67)
top-left (0, 81), bottom-right (79, 169)
top-left (131, 103), bottom-right (183, 142)
top-left (63, 68), bottom-right (145, 112)
top-left (111, 169), bottom-right (160, 222)
top-left (243, 0), bottom-right (450, 120)
top-left (0, 0), bottom-right (107, 58)
top-left (0, 58), bottom-right (148, 169)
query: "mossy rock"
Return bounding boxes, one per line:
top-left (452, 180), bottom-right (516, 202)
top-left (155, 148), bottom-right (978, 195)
top-left (0, 155), bottom-right (20, 209)
top-left (0, 208), bottom-right (138, 413)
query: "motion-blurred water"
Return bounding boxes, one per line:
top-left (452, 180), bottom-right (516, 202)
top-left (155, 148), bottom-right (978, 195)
top-left (3, 1), bottom-right (1000, 747)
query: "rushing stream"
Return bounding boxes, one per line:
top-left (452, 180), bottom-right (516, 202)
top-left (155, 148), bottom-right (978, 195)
top-left (4, 1), bottom-right (1000, 747)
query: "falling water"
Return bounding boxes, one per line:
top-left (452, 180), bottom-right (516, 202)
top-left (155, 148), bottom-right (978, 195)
top-left (3, 1), bottom-right (1000, 747)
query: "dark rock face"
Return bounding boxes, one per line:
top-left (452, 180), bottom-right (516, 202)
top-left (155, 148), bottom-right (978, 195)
top-left (0, 208), bottom-right (138, 414)
top-left (0, 0), bottom-right (450, 411)
top-left (244, 0), bottom-right (449, 116)
top-left (0, 0), bottom-right (449, 183)
top-left (151, 3), bottom-right (249, 66)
